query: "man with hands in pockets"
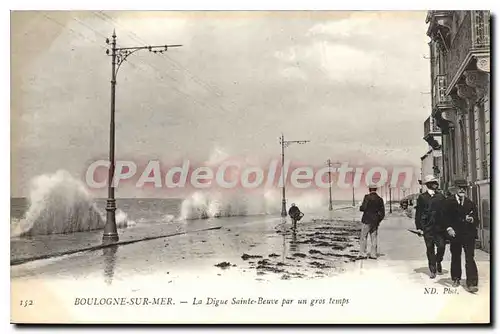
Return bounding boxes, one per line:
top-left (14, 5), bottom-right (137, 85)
top-left (443, 179), bottom-right (480, 293)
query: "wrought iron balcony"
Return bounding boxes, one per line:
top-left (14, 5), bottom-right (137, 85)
top-left (446, 11), bottom-right (490, 85)
top-left (432, 74), bottom-right (452, 107)
top-left (424, 116), bottom-right (441, 150)
top-left (424, 116), bottom-right (441, 137)
top-left (481, 159), bottom-right (489, 179)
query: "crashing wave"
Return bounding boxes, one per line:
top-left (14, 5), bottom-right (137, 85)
top-left (11, 170), bottom-right (134, 237)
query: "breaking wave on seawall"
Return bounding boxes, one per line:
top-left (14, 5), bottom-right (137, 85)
top-left (179, 189), bottom-right (329, 220)
top-left (178, 146), bottom-right (329, 220)
top-left (179, 190), bottom-right (278, 220)
top-left (11, 170), bottom-right (135, 238)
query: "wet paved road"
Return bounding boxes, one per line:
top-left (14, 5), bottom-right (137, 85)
top-left (11, 209), bottom-right (361, 282)
top-left (11, 210), bottom-right (490, 324)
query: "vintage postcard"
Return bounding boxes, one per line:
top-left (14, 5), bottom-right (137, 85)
top-left (10, 10), bottom-right (491, 324)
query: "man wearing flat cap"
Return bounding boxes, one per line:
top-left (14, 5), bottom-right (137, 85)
top-left (415, 175), bottom-right (447, 278)
top-left (359, 184), bottom-right (385, 259)
top-left (443, 179), bottom-right (480, 293)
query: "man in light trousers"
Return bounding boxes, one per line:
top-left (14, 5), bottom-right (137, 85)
top-left (359, 184), bottom-right (385, 259)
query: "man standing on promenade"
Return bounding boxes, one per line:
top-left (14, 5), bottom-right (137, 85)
top-left (415, 175), bottom-right (447, 278)
top-left (359, 184), bottom-right (385, 259)
top-left (443, 179), bottom-right (480, 293)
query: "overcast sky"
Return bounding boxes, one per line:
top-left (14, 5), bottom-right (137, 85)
top-left (11, 11), bottom-right (431, 198)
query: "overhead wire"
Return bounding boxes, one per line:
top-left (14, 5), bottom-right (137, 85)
top-left (68, 13), bottom-right (230, 115)
top-left (94, 11), bottom-right (246, 114)
top-left (96, 11), bottom-right (224, 98)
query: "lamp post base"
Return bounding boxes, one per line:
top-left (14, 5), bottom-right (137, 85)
top-left (102, 233), bottom-right (119, 244)
top-left (281, 199), bottom-right (287, 217)
top-left (103, 198), bottom-right (119, 244)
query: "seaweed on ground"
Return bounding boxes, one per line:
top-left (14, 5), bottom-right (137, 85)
top-left (214, 261), bottom-right (232, 269)
top-left (309, 261), bottom-right (332, 269)
top-left (241, 253), bottom-right (263, 260)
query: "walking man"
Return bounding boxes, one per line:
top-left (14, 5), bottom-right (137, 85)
top-left (359, 184), bottom-right (385, 259)
top-left (443, 179), bottom-right (479, 293)
top-left (288, 203), bottom-right (303, 230)
top-left (415, 175), bottom-right (446, 278)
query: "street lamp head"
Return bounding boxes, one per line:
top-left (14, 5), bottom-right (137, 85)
top-left (106, 38), bottom-right (110, 45)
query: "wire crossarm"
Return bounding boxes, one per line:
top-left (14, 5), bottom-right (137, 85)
top-left (281, 139), bottom-right (310, 148)
top-left (106, 32), bottom-right (182, 78)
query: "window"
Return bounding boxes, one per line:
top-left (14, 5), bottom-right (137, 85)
top-left (451, 12), bottom-right (459, 38)
top-left (450, 127), bottom-right (458, 177)
top-left (438, 47), bottom-right (446, 75)
top-left (457, 11), bottom-right (466, 26)
top-left (459, 120), bottom-right (468, 174)
top-left (478, 105), bottom-right (488, 179)
top-left (468, 110), bottom-right (477, 181)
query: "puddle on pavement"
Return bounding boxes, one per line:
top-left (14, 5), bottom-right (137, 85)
top-left (234, 218), bottom-right (362, 280)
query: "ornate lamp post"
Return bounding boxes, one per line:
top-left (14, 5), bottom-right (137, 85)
top-left (102, 30), bottom-right (182, 244)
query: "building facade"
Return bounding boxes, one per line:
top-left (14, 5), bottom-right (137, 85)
top-left (426, 10), bottom-right (490, 251)
top-left (421, 115), bottom-right (443, 192)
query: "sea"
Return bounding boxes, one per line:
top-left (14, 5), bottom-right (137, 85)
top-left (10, 168), bottom-right (356, 238)
top-left (10, 197), bottom-right (352, 228)
top-left (10, 197), bottom-right (183, 224)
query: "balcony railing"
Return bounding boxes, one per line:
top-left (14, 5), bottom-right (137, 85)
top-left (446, 11), bottom-right (490, 84)
top-left (424, 117), bottom-right (430, 136)
top-left (472, 11), bottom-right (490, 48)
top-left (432, 74), bottom-right (452, 107)
top-left (432, 117), bottom-right (440, 132)
top-left (482, 159), bottom-right (489, 179)
top-left (424, 116), bottom-right (441, 137)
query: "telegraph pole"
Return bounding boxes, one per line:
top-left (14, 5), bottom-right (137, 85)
top-left (352, 186), bottom-right (355, 207)
top-left (389, 186), bottom-right (393, 213)
top-left (326, 159), bottom-right (333, 211)
top-left (279, 133), bottom-right (310, 217)
top-left (102, 30), bottom-right (182, 244)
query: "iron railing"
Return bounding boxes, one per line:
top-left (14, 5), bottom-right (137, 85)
top-left (424, 116), bottom-right (441, 137)
top-left (446, 11), bottom-right (490, 84)
top-left (432, 74), bottom-right (452, 107)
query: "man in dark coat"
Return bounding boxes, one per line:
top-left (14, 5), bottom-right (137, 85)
top-left (359, 184), bottom-right (385, 259)
top-left (415, 175), bottom-right (447, 278)
top-left (443, 179), bottom-right (480, 293)
top-left (288, 203), bottom-right (303, 230)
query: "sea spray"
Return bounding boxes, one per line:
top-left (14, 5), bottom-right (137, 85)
top-left (179, 191), bottom-right (237, 220)
top-left (179, 189), bottom-right (282, 220)
top-left (108, 209), bottom-right (136, 228)
top-left (162, 214), bottom-right (175, 223)
top-left (288, 192), bottom-right (328, 212)
top-left (177, 146), bottom-right (333, 220)
top-left (263, 189), bottom-right (281, 215)
top-left (11, 170), bottom-right (134, 237)
top-left (179, 147), bottom-right (277, 220)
